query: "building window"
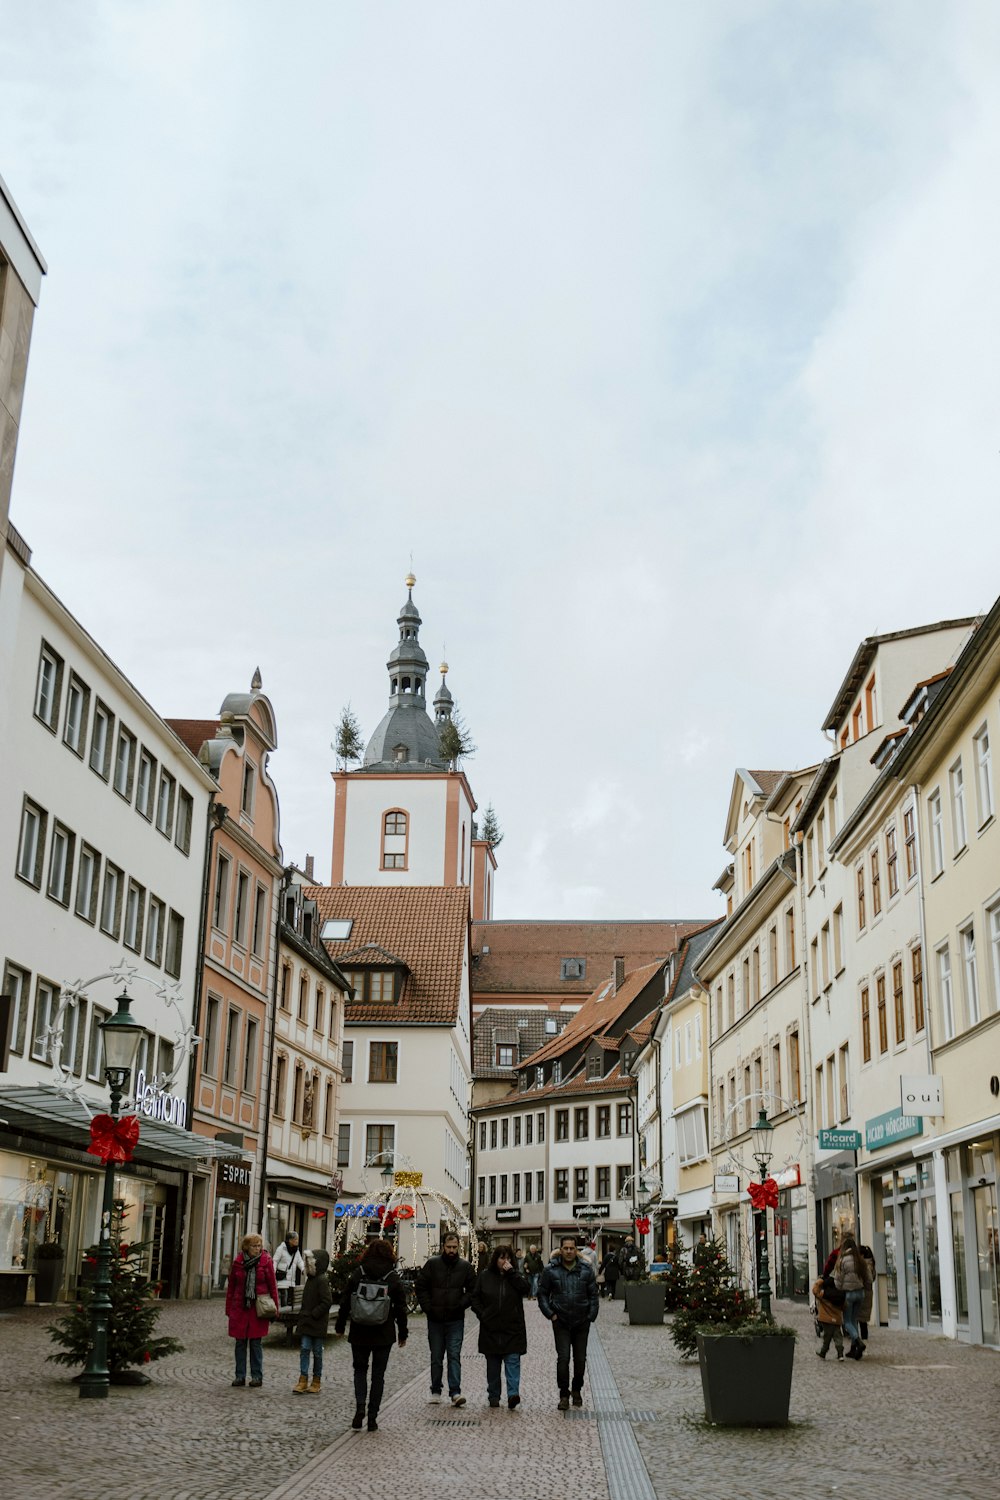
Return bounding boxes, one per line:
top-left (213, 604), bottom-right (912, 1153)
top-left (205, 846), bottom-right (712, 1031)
top-left (596, 1105), bottom-right (611, 1138)
top-left (381, 809), bottom-right (408, 870)
top-left (950, 759), bottom-right (968, 853)
top-left (616, 1164), bottom-right (630, 1198)
top-left (513, 1116), bottom-right (521, 1146)
top-left (974, 725), bottom-right (993, 826)
top-left (369, 1041), bottom-right (399, 1083)
top-left (223, 1008), bottom-right (241, 1086)
top-left (927, 790), bottom-right (944, 877)
top-left (164, 910), bottom-right (184, 978)
top-left (87, 700), bottom-right (114, 779)
top-left (477, 1176), bottom-right (485, 1207)
top-left (273, 1053), bottom-right (287, 1115)
top-left (47, 822), bottom-right (74, 907)
top-left (512, 1172), bottom-right (520, 1203)
top-left (525, 1114), bottom-right (533, 1145)
top-left (501, 1118), bottom-right (509, 1148)
top-left (876, 973), bottom-right (888, 1054)
top-left (886, 825), bottom-right (899, 899)
top-left (241, 761), bottom-right (256, 817)
top-left (113, 727), bottom-right (136, 800)
top-left (938, 945), bottom-right (954, 1040)
top-left (337, 1123), bottom-right (351, 1168)
top-left (235, 872), bottom-right (252, 949)
top-left (175, 788), bottom-right (193, 854)
top-left (123, 880), bottom-right (145, 952)
top-left (912, 945), bottom-right (925, 1033)
top-left (554, 1169), bottom-right (569, 1202)
top-left (156, 771), bottom-right (176, 837)
top-left (342, 1039), bottom-right (353, 1083)
top-left (100, 863), bottom-right (123, 938)
top-left (314, 986), bottom-right (325, 1033)
top-left (136, 749), bottom-right (156, 820)
top-left (62, 672), bottom-right (89, 754)
top-left (16, 799), bottom-right (46, 888)
top-left (962, 924), bottom-right (980, 1027)
top-left (34, 644), bottom-right (63, 729)
top-left (785, 907), bottom-right (796, 971)
top-left (524, 1172), bottom-right (533, 1203)
top-left (2, 963), bottom-right (29, 1058)
top-left (574, 1167), bottom-right (588, 1200)
top-left (323, 1080), bottom-right (334, 1135)
top-left (496, 1043), bottom-right (515, 1067)
top-left (574, 1107), bottom-right (589, 1140)
top-left (490, 1118), bottom-right (498, 1149)
top-left (488, 1175), bottom-right (497, 1205)
top-left (870, 850), bottom-right (882, 918)
top-left (479, 1121), bottom-right (487, 1151)
top-left (369, 971), bottom-right (395, 1003)
top-left (865, 673), bottom-right (878, 732)
top-left (903, 805), bottom-right (917, 880)
top-left (788, 1029), bottom-right (801, 1101)
top-left (555, 1109), bottom-right (569, 1141)
top-left (861, 986), bottom-right (871, 1063)
top-left (243, 1017), bottom-right (259, 1093)
top-left (499, 1174), bottom-right (508, 1204)
top-left (213, 852), bottom-right (231, 931)
top-left (856, 866), bottom-right (866, 930)
top-left (364, 1125), bottom-right (394, 1167)
top-left (892, 960), bottom-right (905, 1044)
top-left (560, 958), bottom-right (586, 980)
top-left (201, 994), bottom-right (220, 1076)
top-left (31, 979), bottom-right (59, 1062)
top-left (252, 885), bottom-right (268, 957)
top-left (537, 1112), bottom-right (545, 1143)
top-left (595, 1165), bottom-right (611, 1199)
top-left (552, 1060), bottom-right (562, 1085)
top-left (617, 1102), bottom-right (632, 1135)
top-left (292, 1063), bottom-right (304, 1122)
top-left (74, 843), bottom-right (100, 924)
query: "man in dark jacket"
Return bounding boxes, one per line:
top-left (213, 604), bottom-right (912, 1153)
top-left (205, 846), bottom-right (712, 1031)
top-left (619, 1235), bottom-right (646, 1281)
top-left (538, 1235), bottom-right (599, 1410)
top-left (416, 1233), bottom-right (476, 1407)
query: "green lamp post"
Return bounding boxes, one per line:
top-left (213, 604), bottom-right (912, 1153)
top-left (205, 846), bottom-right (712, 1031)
top-left (79, 992), bottom-right (144, 1400)
top-left (750, 1108), bottom-right (774, 1321)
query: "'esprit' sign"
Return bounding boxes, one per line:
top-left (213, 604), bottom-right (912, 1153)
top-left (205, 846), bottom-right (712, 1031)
top-left (218, 1160), bottom-right (251, 1201)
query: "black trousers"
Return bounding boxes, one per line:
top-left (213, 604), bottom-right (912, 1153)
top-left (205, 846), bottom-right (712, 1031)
top-left (352, 1344), bottom-right (392, 1415)
top-left (553, 1321), bottom-right (590, 1394)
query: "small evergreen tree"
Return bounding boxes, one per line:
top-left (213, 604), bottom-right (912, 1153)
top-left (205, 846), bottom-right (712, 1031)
top-left (480, 802), bottom-right (503, 850)
top-left (332, 703), bottom-right (364, 768)
top-left (47, 1202), bottom-right (183, 1376)
top-left (439, 707), bottom-right (476, 768)
top-left (328, 1242), bottom-right (366, 1302)
top-left (656, 1239), bottom-right (690, 1312)
top-left (670, 1235), bottom-right (753, 1357)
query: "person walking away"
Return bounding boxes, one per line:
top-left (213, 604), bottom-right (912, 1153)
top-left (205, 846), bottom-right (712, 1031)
top-left (834, 1233), bottom-right (871, 1359)
top-left (334, 1238), bottom-right (407, 1431)
top-left (471, 1243), bottom-right (529, 1409)
top-left (416, 1232), bottom-right (476, 1407)
top-left (811, 1271), bottom-right (845, 1360)
top-left (225, 1232), bottom-right (279, 1387)
top-left (274, 1230), bottom-right (305, 1308)
top-left (858, 1243), bottom-right (876, 1347)
top-left (476, 1241), bottom-right (489, 1272)
top-left (619, 1235), bottom-right (646, 1282)
top-left (538, 1236), bottom-right (599, 1411)
top-left (522, 1244), bottom-right (545, 1299)
top-left (600, 1248), bottom-right (620, 1300)
top-left (294, 1248), bottom-right (333, 1393)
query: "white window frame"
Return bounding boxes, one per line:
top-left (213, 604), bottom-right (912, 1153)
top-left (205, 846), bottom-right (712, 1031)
top-left (34, 645), bottom-right (62, 729)
top-left (136, 749), bottom-right (156, 820)
top-left (113, 727), bottom-right (136, 799)
top-left (974, 725), bottom-right (993, 827)
top-left (16, 799), bottom-right (46, 887)
top-left (100, 863), bottom-right (123, 938)
top-left (950, 758), bottom-right (968, 853)
top-left (155, 770), bottom-right (176, 837)
top-left (961, 923), bottom-right (980, 1027)
top-left (937, 944), bottom-right (955, 1041)
top-left (145, 895), bottom-right (165, 964)
top-left (63, 673), bottom-right (89, 755)
top-left (89, 700), bottom-right (114, 779)
top-left (47, 822), bottom-right (74, 907)
top-left (31, 979), bottom-right (58, 1062)
top-left (928, 790), bottom-right (944, 878)
top-left (123, 879), bottom-right (145, 953)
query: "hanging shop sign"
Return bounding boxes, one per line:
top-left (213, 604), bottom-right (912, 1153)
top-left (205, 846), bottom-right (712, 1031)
top-left (133, 1069), bottom-right (187, 1128)
top-left (865, 1107), bottom-right (923, 1151)
top-left (899, 1075), bottom-right (944, 1117)
top-left (714, 1173), bottom-right (739, 1194)
top-left (496, 1207), bottom-right (521, 1223)
top-left (218, 1160), bottom-right (252, 1201)
top-left (818, 1129), bottom-right (862, 1152)
top-left (572, 1202), bottom-right (610, 1219)
top-left (771, 1164), bottom-right (801, 1189)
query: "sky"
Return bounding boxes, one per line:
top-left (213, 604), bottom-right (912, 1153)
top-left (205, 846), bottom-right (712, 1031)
top-left (3, 2), bottom-right (1000, 922)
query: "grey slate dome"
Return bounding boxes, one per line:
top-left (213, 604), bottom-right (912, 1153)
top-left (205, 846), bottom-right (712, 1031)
top-left (362, 576), bottom-right (450, 771)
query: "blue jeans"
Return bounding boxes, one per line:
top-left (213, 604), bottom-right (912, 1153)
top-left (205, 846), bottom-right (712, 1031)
top-left (427, 1317), bottom-right (465, 1396)
top-left (485, 1352), bottom-right (521, 1401)
top-left (530, 1273), bottom-right (541, 1297)
top-left (843, 1289), bottom-right (864, 1343)
top-left (234, 1337), bottom-right (263, 1382)
top-left (299, 1334), bottom-right (324, 1377)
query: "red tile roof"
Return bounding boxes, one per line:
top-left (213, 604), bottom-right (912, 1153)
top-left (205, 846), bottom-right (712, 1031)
top-left (307, 885), bottom-right (469, 1026)
top-left (166, 718), bottom-right (219, 759)
top-left (471, 919), bottom-right (709, 998)
top-left (519, 960), bottom-right (665, 1068)
top-left (476, 1063), bottom-right (634, 1113)
top-left (747, 770), bottom-right (788, 798)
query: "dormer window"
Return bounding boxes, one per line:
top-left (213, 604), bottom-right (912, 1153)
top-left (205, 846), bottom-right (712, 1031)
top-left (560, 958), bottom-right (586, 980)
top-left (587, 1053), bottom-right (602, 1080)
top-left (552, 1060), bottom-right (562, 1085)
top-left (393, 744), bottom-right (408, 763)
top-left (344, 968), bottom-right (398, 1003)
top-left (535, 1066), bottom-right (544, 1087)
top-left (496, 1044), bottom-right (515, 1067)
top-left (544, 1017), bottom-right (558, 1034)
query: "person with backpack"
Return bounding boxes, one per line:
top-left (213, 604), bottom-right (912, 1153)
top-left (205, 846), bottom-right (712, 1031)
top-left (471, 1244), bottom-right (530, 1408)
top-left (334, 1238), bottom-right (408, 1431)
top-left (834, 1233), bottom-right (872, 1360)
top-left (619, 1235), bottom-right (646, 1282)
top-left (415, 1232), bottom-right (476, 1407)
top-left (599, 1247), bottom-right (620, 1299)
top-left (293, 1248), bottom-right (333, 1394)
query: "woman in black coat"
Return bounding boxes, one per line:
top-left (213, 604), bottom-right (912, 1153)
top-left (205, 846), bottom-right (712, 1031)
top-left (334, 1239), bottom-right (408, 1431)
top-left (471, 1243), bottom-right (530, 1409)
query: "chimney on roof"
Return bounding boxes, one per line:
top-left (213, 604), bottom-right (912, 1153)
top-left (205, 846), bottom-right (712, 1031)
top-left (304, 854), bottom-right (315, 881)
top-left (614, 956), bottom-right (625, 993)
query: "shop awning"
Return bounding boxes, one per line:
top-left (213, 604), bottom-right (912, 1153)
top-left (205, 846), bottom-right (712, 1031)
top-left (266, 1175), bottom-right (342, 1204)
top-left (0, 1086), bottom-right (250, 1171)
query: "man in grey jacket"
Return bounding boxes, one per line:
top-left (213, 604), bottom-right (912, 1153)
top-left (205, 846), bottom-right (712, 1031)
top-left (538, 1236), bottom-right (600, 1411)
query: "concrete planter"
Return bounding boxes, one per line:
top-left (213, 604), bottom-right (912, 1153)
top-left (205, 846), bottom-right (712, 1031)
top-left (0, 1270), bottom-right (32, 1309)
top-left (624, 1282), bottom-right (667, 1324)
top-left (696, 1331), bottom-right (795, 1427)
top-left (33, 1256), bottom-right (65, 1303)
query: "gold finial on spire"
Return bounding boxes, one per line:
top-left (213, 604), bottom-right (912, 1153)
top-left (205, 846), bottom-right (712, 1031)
top-left (439, 661), bottom-right (449, 676)
top-left (405, 572), bottom-right (416, 590)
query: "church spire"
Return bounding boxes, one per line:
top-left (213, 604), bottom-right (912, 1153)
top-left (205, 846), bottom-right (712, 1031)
top-left (387, 573), bottom-right (429, 706)
top-left (433, 660), bottom-right (454, 723)
top-left (360, 574), bottom-right (447, 770)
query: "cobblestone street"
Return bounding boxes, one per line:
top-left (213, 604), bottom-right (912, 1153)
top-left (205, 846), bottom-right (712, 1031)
top-left (2, 1297), bottom-right (997, 1500)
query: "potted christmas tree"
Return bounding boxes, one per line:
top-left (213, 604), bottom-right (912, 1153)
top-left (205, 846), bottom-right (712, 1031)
top-left (33, 1241), bottom-right (66, 1303)
top-left (47, 1203), bottom-right (182, 1384)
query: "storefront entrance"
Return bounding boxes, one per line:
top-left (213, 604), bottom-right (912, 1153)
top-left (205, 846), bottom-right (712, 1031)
top-left (774, 1186), bottom-right (809, 1300)
top-left (875, 1158), bottom-right (941, 1331)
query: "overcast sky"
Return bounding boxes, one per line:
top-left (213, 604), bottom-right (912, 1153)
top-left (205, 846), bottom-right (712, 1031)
top-left (3, 2), bottom-right (999, 922)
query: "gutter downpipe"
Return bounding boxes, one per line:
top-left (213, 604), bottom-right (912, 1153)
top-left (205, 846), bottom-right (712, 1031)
top-left (256, 864), bottom-right (295, 1235)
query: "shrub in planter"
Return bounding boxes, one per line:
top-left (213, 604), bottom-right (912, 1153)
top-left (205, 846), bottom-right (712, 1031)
top-left (671, 1236), bottom-right (753, 1358)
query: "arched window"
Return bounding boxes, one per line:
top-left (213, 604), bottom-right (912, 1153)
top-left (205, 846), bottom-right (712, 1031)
top-left (382, 809), bottom-right (408, 870)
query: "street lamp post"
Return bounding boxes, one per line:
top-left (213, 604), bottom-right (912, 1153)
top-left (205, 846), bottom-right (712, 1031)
top-left (79, 992), bottom-right (144, 1400)
top-left (750, 1108), bottom-right (774, 1322)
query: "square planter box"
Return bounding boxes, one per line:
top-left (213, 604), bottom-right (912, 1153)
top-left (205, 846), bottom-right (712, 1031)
top-left (611, 1281), bottom-right (625, 1301)
top-left (624, 1282), bottom-right (667, 1324)
top-left (696, 1331), bottom-right (795, 1427)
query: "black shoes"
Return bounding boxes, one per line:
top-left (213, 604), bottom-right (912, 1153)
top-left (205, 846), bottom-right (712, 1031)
top-left (367, 1417), bottom-right (378, 1432)
top-left (351, 1410), bottom-right (365, 1430)
top-left (249, 1378), bottom-right (262, 1387)
top-left (571, 1391), bottom-right (583, 1407)
top-left (508, 1394), bottom-right (520, 1409)
top-left (231, 1378), bottom-right (245, 1387)
top-left (558, 1395), bottom-right (569, 1411)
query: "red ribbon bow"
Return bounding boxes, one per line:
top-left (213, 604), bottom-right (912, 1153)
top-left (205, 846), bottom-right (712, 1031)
top-left (747, 1177), bottom-right (779, 1211)
top-left (634, 1215), bottom-right (651, 1235)
top-left (88, 1114), bottom-right (140, 1164)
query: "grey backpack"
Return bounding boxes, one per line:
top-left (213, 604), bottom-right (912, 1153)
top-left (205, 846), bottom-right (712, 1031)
top-left (350, 1273), bottom-right (391, 1325)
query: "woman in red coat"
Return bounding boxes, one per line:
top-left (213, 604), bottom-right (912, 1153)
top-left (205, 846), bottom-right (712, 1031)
top-left (225, 1232), bottom-right (279, 1387)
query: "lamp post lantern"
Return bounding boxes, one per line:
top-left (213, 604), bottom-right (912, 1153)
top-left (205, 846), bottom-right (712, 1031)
top-left (750, 1108), bottom-right (774, 1322)
top-left (79, 992), bottom-right (143, 1400)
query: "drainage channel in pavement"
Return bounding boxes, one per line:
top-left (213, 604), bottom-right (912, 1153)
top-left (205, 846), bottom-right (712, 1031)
top-left (586, 1327), bottom-right (658, 1500)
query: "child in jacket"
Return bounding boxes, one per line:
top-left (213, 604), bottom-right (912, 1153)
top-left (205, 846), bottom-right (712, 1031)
top-left (294, 1249), bottom-right (333, 1393)
top-left (812, 1275), bottom-right (844, 1360)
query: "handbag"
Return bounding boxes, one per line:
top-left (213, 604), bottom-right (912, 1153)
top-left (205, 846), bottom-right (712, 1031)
top-left (255, 1292), bottom-right (279, 1320)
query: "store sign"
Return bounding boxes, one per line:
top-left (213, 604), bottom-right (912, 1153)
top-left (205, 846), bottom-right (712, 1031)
top-left (218, 1160), bottom-right (251, 1201)
top-left (772, 1164), bottom-right (801, 1188)
top-left (496, 1207), bottom-right (521, 1223)
top-left (333, 1202), bottom-right (415, 1220)
top-left (573, 1202), bottom-right (610, 1219)
top-left (133, 1069), bottom-right (187, 1128)
top-left (818, 1129), bottom-right (862, 1152)
top-left (714, 1173), bottom-right (739, 1194)
top-left (865, 1107), bottom-right (923, 1151)
top-left (899, 1074), bottom-right (944, 1116)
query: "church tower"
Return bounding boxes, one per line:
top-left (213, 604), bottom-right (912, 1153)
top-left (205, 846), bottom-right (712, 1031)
top-left (330, 576), bottom-right (496, 914)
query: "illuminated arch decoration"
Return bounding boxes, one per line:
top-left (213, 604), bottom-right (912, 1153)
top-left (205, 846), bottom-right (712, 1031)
top-left (333, 1150), bottom-right (475, 1271)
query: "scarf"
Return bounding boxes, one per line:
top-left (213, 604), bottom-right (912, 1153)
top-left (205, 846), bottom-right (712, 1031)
top-left (242, 1252), bottom-right (262, 1310)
